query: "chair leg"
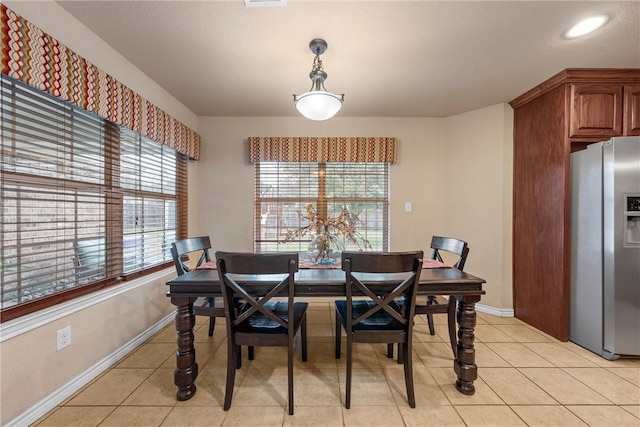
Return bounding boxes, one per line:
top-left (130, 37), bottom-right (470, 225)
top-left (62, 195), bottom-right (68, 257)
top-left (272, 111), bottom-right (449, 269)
top-left (397, 343), bottom-right (403, 364)
top-left (402, 341), bottom-right (416, 408)
top-left (248, 346), bottom-right (255, 360)
top-left (387, 343), bottom-right (394, 358)
top-left (335, 311), bottom-right (341, 359)
top-left (301, 313), bottom-right (308, 362)
top-left (426, 313), bottom-right (436, 335)
top-left (345, 336), bottom-right (352, 409)
top-left (447, 298), bottom-right (458, 358)
top-left (288, 337), bottom-right (295, 415)
top-left (224, 339), bottom-right (238, 411)
top-left (208, 317), bottom-right (216, 337)
top-left (236, 345), bottom-right (242, 369)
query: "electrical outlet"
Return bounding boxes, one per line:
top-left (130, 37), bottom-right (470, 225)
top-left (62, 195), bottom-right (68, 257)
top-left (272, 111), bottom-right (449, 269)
top-left (404, 202), bottom-right (412, 213)
top-left (56, 326), bottom-right (72, 351)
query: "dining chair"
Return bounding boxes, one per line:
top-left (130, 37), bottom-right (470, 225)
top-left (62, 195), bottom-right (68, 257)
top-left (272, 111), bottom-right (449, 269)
top-left (171, 237), bottom-right (222, 337)
top-left (335, 251), bottom-right (423, 408)
top-left (215, 251), bottom-right (308, 415)
top-left (391, 236), bottom-right (469, 363)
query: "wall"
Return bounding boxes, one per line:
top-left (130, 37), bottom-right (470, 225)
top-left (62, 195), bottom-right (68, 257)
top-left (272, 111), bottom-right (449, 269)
top-left (444, 104), bottom-right (514, 309)
top-left (0, 3), bottom-right (191, 424)
top-left (192, 112), bottom-right (513, 310)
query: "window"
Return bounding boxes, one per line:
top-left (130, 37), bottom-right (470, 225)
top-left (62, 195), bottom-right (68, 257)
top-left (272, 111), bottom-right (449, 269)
top-left (254, 162), bottom-right (389, 252)
top-left (0, 74), bottom-right (187, 320)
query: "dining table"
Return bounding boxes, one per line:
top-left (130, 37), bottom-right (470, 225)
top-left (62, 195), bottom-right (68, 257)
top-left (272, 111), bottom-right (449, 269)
top-left (166, 261), bottom-right (486, 401)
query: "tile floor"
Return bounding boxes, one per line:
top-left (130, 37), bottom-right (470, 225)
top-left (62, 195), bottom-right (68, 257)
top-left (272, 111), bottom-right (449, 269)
top-left (33, 300), bottom-right (640, 426)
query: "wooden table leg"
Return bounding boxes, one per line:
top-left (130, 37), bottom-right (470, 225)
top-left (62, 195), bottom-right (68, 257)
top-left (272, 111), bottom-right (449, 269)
top-left (454, 295), bottom-right (481, 395)
top-left (171, 296), bottom-right (198, 401)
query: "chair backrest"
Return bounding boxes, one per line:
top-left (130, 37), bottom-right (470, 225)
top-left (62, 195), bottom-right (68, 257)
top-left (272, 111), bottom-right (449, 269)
top-left (341, 251), bottom-right (423, 331)
top-left (430, 236), bottom-right (469, 271)
top-left (171, 236), bottom-right (212, 276)
top-left (215, 252), bottom-right (299, 334)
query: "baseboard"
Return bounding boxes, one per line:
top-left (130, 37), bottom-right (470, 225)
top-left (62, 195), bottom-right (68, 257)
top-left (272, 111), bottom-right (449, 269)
top-left (5, 313), bottom-right (174, 427)
top-left (475, 303), bottom-right (514, 318)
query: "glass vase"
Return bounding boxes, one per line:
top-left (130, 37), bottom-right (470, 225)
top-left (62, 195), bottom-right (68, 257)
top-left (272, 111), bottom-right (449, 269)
top-left (307, 233), bottom-right (342, 265)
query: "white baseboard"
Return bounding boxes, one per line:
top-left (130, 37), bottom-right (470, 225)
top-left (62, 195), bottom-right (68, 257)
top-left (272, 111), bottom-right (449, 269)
top-left (6, 313), bottom-right (174, 427)
top-left (475, 303), bottom-right (514, 317)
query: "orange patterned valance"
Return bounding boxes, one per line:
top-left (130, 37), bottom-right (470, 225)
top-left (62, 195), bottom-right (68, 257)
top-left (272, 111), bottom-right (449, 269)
top-left (248, 137), bottom-right (397, 163)
top-left (0, 5), bottom-right (200, 160)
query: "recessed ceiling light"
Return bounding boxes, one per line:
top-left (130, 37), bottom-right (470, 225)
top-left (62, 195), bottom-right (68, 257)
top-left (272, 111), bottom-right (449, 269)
top-left (565, 15), bottom-right (609, 39)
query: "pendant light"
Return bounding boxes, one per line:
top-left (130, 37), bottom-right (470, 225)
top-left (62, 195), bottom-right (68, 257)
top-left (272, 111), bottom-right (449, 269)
top-left (293, 39), bottom-right (344, 121)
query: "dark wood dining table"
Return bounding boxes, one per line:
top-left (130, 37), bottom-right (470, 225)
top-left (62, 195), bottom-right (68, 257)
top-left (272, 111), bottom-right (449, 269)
top-left (166, 266), bottom-right (486, 401)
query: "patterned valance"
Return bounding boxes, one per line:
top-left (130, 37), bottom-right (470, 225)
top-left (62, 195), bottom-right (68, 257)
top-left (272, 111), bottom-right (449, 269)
top-left (248, 137), bottom-right (397, 163)
top-left (0, 5), bottom-right (200, 160)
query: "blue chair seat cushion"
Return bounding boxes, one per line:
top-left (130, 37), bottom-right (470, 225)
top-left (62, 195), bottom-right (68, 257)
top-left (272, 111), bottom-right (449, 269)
top-left (335, 299), bottom-right (405, 331)
top-left (236, 301), bottom-right (308, 334)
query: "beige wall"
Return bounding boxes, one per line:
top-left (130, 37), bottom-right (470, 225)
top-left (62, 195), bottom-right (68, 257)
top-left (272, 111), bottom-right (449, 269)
top-left (192, 111), bottom-right (513, 310)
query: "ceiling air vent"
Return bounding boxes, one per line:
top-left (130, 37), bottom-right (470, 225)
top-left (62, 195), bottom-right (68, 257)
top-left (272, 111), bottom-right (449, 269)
top-left (244, 0), bottom-right (287, 7)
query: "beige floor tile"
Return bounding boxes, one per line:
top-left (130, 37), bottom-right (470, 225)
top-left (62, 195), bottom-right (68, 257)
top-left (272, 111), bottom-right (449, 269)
top-left (341, 405), bottom-right (405, 426)
top-left (337, 368), bottom-right (396, 406)
top-left (306, 323), bottom-right (335, 342)
top-left (306, 309), bottom-right (331, 324)
top-left (117, 343), bottom-right (176, 368)
top-left (566, 405), bottom-right (640, 427)
top-left (35, 406), bottom-right (115, 427)
top-left (178, 367), bottom-right (246, 408)
top-left (473, 325), bottom-right (516, 343)
top-left (413, 322), bottom-right (449, 343)
top-left (620, 405), bottom-right (640, 418)
top-left (523, 342), bottom-right (599, 367)
top-left (193, 322), bottom-right (227, 343)
top-left (479, 367), bottom-right (557, 404)
top-left (99, 406), bottom-right (172, 427)
top-left (399, 405), bottom-right (465, 426)
top-left (282, 405), bottom-right (344, 427)
top-left (150, 325), bottom-right (180, 343)
top-left (414, 342), bottom-right (456, 368)
top-left (519, 368), bottom-right (612, 405)
top-left (559, 343), bottom-right (640, 367)
top-left (477, 314), bottom-right (523, 325)
top-left (294, 342), bottom-right (339, 368)
top-left (220, 406), bottom-right (285, 426)
top-left (122, 368), bottom-right (179, 406)
top-left (454, 405), bottom-right (526, 426)
top-left (429, 368), bottom-right (504, 405)
top-left (293, 368), bottom-right (342, 406)
top-left (161, 406), bottom-right (227, 426)
top-left (606, 367), bottom-right (640, 386)
top-left (67, 368), bottom-right (154, 406)
top-left (384, 365), bottom-right (450, 406)
top-left (510, 405), bottom-right (587, 426)
top-left (485, 343), bottom-right (554, 367)
top-left (474, 343), bottom-right (511, 367)
top-left (231, 370), bottom-right (288, 407)
top-left (563, 367), bottom-right (640, 405)
top-left (335, 343), bottom-right (382, 368)
top-left (493, 324), bottom-right (554, 342)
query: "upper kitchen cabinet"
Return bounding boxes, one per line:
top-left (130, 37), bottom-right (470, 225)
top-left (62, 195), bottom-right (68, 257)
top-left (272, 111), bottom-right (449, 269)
top-left (509, 69), bottom-right (640, 341)
top-left (570, 83), bottom-right (640, 138)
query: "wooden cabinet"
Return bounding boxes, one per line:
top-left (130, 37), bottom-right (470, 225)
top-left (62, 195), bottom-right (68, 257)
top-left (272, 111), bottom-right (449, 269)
top-left (569, 83), bottom-right (640, 138)
top-left (510, 69), bottom-right (640, 341)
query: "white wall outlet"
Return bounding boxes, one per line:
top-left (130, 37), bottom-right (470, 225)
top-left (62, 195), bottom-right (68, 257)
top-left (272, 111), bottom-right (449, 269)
top-left (404, 202), bottom-right (412, 213)
top-left (56, 326), bottom-right (72, 351)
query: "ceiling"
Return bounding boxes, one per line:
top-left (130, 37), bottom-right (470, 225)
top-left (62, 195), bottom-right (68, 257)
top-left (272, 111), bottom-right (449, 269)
top-left (56, 1), bottom-right (640, 118)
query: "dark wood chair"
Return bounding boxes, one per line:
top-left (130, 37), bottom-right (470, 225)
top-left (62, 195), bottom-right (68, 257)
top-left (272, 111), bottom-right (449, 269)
top-left (170, 236), bottom-right (221, 337)
top-left (335, 251), bottom-right (423, 408)
top-left (391, 236), bottom-right (469, 363)
top-left (216, 251), bottom-right (308, 415)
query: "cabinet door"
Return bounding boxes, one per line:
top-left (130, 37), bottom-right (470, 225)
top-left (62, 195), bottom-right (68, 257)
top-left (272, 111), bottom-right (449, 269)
top-left (569, 84), bottom-right (623, 138)
top-left (624, 84), bottom-right (640, 135)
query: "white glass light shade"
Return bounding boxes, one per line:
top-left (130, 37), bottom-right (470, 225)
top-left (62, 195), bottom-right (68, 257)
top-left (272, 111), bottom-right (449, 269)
top-left (294, 91), bottom-right (343, 121)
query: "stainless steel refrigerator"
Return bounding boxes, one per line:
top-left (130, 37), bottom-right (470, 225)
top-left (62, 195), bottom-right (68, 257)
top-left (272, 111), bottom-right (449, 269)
top-left (570, 136), bottom-right (640, 360)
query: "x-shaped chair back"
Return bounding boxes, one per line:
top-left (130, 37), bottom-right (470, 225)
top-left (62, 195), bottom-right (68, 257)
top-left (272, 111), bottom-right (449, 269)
top-left (171, 236), bottom-right (212, 276)
top-left (216, 252), bottom-right (299, 332)
top-left (342, 251), bottom-right (423, 331)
